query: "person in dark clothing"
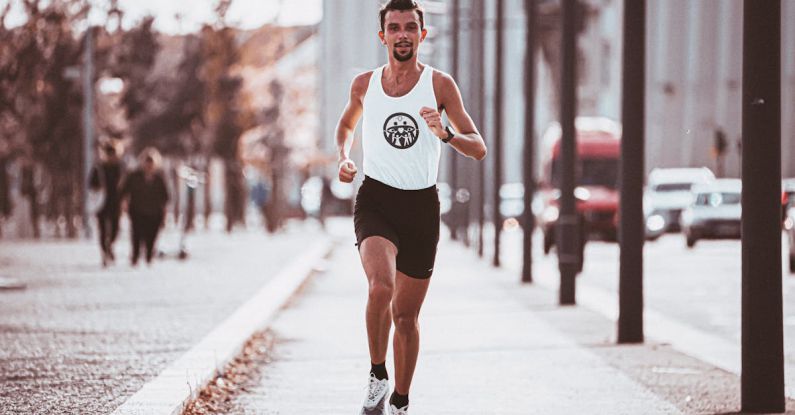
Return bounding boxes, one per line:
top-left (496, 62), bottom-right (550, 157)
top-left (89, 142), bottom-right (125, 266)
top-left (121, 148), bottom-right (170, 266)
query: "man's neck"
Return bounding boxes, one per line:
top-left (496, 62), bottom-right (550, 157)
top-left (385, 58), bottom-right (422, 80)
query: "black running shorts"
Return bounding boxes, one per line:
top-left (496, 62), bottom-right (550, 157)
top-left (354, 176), bottom-right (441, 279)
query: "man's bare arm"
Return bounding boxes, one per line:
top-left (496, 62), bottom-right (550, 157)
top-left (431, 72), bottom-right (487, 161)
top-left (335, 72), bottom-right (371, 182)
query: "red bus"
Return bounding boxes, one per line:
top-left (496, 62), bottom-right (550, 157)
top-left (537, 117), bottom-right (622, 254)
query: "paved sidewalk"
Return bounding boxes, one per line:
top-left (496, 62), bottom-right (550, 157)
top-left (0, 221), bottom-right (329, 415)
top-left (224, 222), bottom-right (782, 414)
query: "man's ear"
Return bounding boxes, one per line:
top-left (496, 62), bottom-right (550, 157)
top-left (378, 31), bottom-right (386, 45)
top-left (420, 28), bottom-right (428, 42)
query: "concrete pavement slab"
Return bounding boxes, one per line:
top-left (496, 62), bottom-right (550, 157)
top-left (225, 222), bottom-right (688, 414)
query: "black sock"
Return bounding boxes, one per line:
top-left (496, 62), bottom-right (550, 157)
top-left (370, 361), bottom-right (388, 381)
top-left (390, 392), bottom-right (409, 409)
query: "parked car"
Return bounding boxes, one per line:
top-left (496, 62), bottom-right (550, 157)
top-left (643, 191), bottom-right (667, 241)
top-left (786, 206), bottom-right (795, 273)
top-left (681, 179), bottom-right (742, 248)
top-left (645, 167), bottom-right (715, 233)
top-left (537, 117), bottom-right (622, 254)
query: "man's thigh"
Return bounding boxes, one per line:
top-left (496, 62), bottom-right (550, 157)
top-left (359, 236), bottom-right (398, 286)
top-left (392, 270), bottom-right (431, 316)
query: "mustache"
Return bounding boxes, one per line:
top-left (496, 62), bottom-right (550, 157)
top-left (394, 42), bottom-right (412, 47)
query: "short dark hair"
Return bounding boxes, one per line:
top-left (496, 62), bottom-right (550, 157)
top-left (379, 0), bottom-right (425, 32)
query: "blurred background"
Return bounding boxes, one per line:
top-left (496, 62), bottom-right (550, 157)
top-left (0, 0), bottom-right (793, 244)
top-left (1, 1), bottom-right (795, 413)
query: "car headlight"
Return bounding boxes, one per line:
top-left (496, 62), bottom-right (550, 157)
top-left (543, 206), bottom-right (560, 222)
top-left (646, 214), bottom-right (666, 232)
top-left (574, 187), bottom-right (591, 201)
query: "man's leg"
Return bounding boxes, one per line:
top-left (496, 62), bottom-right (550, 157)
top-left (359, 236), bottom-right (398, 365)
top-left (108, 214), bottom-right (120, 260)
top-left (130, 217), bottom-right (141, 265)
top-left (391, 271), bottom-right (431, 397)
top-left (97, 214), bottom-right (109, 256)
top-left (144, 216), bottom-right (159, 264)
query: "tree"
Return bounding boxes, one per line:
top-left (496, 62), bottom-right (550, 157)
top-left (0, 0), bottom-right (90, 238)
top-left (200, 24), bottom-right (251, 231)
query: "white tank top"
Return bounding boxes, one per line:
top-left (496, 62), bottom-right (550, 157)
top-left (361, 64), bottom-right (441, 190)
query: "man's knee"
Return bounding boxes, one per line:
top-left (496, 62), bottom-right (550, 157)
top-left (368, 280), bottom-right (394, 306)
top-left (392, 310), bottom-right (418, 333)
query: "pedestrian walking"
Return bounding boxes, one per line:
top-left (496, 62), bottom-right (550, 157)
top-left (89, 141), bottom-right (125, 266)
top-left (334, 1), bottom-right (487, 413)
top-left (120, 148), bottom-right (170, 266)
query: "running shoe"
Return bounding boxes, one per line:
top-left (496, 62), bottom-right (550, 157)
top-left (359, 373), bottom-right (389, 414)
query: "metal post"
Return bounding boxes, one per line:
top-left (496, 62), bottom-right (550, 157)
top-left (618, 0), bottom-right (645, 344)
top-left (521, 0), bottom-right (537, 283)
top-left (476, 0), bottom-right (486, 258)
top-left (741, 0), bottom-right (784, 411)
top-left (449, 0), bottom-right (460, 241)
top-left (558, 0), bottom-right (578, 305)
top-left (82, 27), bottom-right (95, 239)
top-left (492, 0), bottom-right (504, 267)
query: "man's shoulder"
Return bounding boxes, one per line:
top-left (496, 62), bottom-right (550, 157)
top-left (350, 70), bottom-right (375, 97)
top-left (431, 69), bottom-right (457, 104)
top-left (430, 68), bottom-right (456, 90)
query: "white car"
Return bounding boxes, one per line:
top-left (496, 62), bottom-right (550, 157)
top-left (645, 167), bottom-right (716, 232)
top-left (680, 179), bottom-right (742, 248)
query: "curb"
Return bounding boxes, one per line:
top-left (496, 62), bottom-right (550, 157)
top-left (112, 238), bottom-right (334, 415)
top-left (531, 260), bottom-right (795, 397)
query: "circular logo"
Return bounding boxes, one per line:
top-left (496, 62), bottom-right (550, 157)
top-left (383, 113), bottom-right (420, 149)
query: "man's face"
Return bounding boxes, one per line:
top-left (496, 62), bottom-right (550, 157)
top-left (379, 10), bottom-right (426, 62)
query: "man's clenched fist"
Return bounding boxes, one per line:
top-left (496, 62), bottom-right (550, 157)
top-left (419, 106), bottom-right (446, 140)
top-left (338, 158), bottom-right (358, 183)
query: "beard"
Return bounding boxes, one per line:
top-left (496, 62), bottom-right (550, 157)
top-left (393, 45), bottom-right (414, 62)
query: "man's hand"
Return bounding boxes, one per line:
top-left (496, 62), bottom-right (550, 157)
top-left (420, 107), bottom-right (446, 140)
top-left (338, 158), bottom-right (358, 183)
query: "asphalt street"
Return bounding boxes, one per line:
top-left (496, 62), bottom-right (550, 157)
top-left (500, 226), bottom-right (795, 395)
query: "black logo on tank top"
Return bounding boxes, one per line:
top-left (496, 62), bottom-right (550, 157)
top-left (383, 113), bottom-right (419, 149)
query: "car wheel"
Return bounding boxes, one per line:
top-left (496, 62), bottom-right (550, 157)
top-left (686, 235), bottom-right (697, 248)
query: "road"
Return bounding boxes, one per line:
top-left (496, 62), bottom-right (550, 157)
top-left (499, 226), bottom-right (795, 392)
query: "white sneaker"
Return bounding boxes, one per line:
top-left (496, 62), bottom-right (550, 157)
top-left (359, 373), bottom-right (389, 414)
top-left (389, 404), bottom-right (409, 414)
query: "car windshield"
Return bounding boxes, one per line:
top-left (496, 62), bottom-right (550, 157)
top-left (695, 192), bottom-right (741, 206)
top-left (654, 183), bottom-right (692, 192)
top-left (551, 158), bottom-right (618, 189)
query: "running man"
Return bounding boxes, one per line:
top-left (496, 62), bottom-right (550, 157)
top-left (335, 1), bottom-right (487, 413)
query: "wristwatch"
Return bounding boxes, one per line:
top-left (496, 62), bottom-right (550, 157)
top-left (442, 126), bottom-right (455, 144)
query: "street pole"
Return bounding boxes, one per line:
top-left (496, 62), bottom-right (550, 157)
top-left (558, 0), bottom-right (578, 305)
top-left (476, 0), bottom-right (486, 258)
top-left (741, 0), bottom-right (784, 412)
top-left (492, 0), bottom-right (504, 267)
top-left (521, 0), bottom-right (537, 283)
top-left (618, 0), bottom-right (645, 344)
top-left (449, 0), bottom-right (460, 241)
top-left (82, 27), bottom-right (95, 239)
